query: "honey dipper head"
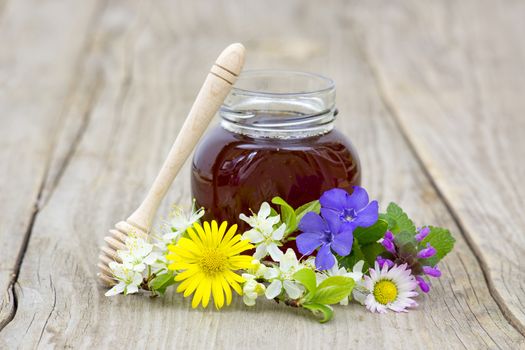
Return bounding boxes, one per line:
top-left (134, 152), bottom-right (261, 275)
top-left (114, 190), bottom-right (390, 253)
top-left (215, 43), bottom-right (245, 77)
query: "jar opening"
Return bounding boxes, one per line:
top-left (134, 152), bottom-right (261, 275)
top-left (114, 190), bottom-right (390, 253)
top-left (220, 70), bottom-right (336, 139)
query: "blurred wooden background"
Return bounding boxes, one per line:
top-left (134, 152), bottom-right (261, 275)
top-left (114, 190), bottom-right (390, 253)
top-left (0, 0), bottom-right (524, 348)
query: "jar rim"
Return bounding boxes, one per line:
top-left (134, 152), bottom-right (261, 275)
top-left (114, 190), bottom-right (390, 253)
top-left (220, 69), bottom-right (337, 139)
top-left (231, 69), bottom-right (335, 97)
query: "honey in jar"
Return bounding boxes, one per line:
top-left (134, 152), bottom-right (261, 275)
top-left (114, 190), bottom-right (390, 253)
top-left (191, 70), bottom-right (361, 232)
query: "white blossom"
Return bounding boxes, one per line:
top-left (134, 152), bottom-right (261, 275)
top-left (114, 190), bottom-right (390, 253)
top-left (264, 249), bottom-right (305, 300)
top-left (240, 202), bottom-right (285, 261)
top-left (242, 273), bottom-right (266, 306)
top-left (105, 262), bottom-right (143, 296)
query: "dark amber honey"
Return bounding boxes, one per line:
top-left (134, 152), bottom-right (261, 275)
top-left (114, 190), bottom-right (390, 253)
top-left (191, 124), bottom-right (361, 231)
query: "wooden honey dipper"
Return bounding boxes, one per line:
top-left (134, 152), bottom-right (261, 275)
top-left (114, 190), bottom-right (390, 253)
top-left (98, 43), bottom-right (246, 286)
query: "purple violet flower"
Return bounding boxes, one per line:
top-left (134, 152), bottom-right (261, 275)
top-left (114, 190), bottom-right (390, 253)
top-left (376, 256), bottom-right (394, 268)
top-left (415, 227), bottom-right (430, 242)
top-left (417, 243), bottom-right (437, 259)
top-left (416, 276), bottom-right (430, 293)
top-left (423, 265), bottom-right (441, 277)
top-left (381, 230), bottom-right (396, 253)
top-left (320, 187), bottom-right (379, 230)
top-left (296, 211), bottom-right (353, 270)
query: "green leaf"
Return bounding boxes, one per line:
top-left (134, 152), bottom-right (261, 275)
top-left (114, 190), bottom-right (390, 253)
top-left (302, 303), bottom-right (334, 323)
top-left (295, 200), bottom-right (321, 224)
top-left (394, 231), bottom-right (416, 246)
top-left (383, 202), bottom-right (416, 234)
top-left (420, 226), bottom-right (456, 266)
top-left (310, 276), bottom-right (355, 305)
top-left (149, 272), bottom-right (176, 295)
top-left (354, 219), bottom-right (388, 245)
top-left (338, 239), bottom-right (365, 270)
top-left (361, 242), bottom-right (385, 267)
top-left (293, 268), bottom-right (317, 294)
top-left (271, 197), bottom-right (298, 234)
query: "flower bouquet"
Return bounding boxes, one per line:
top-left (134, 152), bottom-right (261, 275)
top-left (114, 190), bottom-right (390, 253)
top-left (104, 186), bottom-right (455, 322)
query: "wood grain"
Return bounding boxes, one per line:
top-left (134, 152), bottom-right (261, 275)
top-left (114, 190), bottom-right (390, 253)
top-left (350, 0), bottom-right (525, 335)
top-left (0, 0), bottom-right (523, 349)
top-left (0, 0), bottom-right (103, 328)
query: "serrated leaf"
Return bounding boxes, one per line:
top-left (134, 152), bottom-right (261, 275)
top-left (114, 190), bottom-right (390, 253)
top-left (149, 272), bottom-right (175, 295)
top-left (354, 219), bottom-right (388, 245)
top-left (271, 197), bottom-right (298, 234)
top-left (361, 242), bottom-right (385, 268)
top-left (302, 303), bottom-right (334, 323)
top-left (310, 276), bottom-right (354, 305)
top-left (337, 239), bottom-right (365, 270)
top-left (420, 226), bottom-right (456, 266)
top-left (295, 200), bottom-right (321, 223)
top-left (384, 203), bottom-right (416, 234)
top-left (394, 231), bottom-right (417, 246)
top-left (293, 268), bottom-right (317, 294)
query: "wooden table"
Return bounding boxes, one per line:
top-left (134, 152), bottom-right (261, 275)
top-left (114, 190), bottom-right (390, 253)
top-left (1, 0), bottom-right (524, 348)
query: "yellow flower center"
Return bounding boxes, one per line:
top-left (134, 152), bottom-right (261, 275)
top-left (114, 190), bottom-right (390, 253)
top-left (373, 280), bottom-right (398, 305)
top-left (199, 248), bottom-right (227, 276)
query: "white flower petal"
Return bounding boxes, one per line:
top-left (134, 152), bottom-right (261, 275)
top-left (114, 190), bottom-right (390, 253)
top-left (242, 229), bottom-right (265, 244)
top-left (105, 282), bottom-right (126, 297)
top-left (265, 280), bottom-right (282, 299)
top-left (283, 280), bottom-right (303, 299)
top-left (258, 202), bottom-right (271, 219)
top-left (271, 223), bottom-right (286, 240)
top-left (267, 244), bottom-right (284, 262)
top-left (253, 244), bottom-right (268, 260)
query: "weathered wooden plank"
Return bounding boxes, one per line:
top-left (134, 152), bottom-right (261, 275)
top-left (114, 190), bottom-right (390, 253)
top-left (0, 0), bottom-right (103, 328)
top-left (1, 0), bottom-right (524, 349)
top-left (350, 0), bottom-right (525, 335)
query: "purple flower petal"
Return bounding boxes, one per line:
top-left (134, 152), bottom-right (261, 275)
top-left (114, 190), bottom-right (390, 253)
top-left (417, 243), bottom-right (437, 259)
top-left (315, 244), bottom-right (336, 270)
top-left (296, 232), bottom-right (323, 255)
top-left (331, 231), bottom-right (354, 257)
top-left (345, 186), bottom-right (369, 211)
top-left (298, 212), bottom-right (327, 234)
top-left (423, 265), bottom-right (442, 278)
top-left (320, 208), bottom-right (342, 233)
top-left (320, 188), bottom-right (348, 211)
top-left (352, 200), bottom-right (379, 228)
top-left (377, 256), bottom-right (394, 268)
top-left (415, 227), bottom-right (430, 242)
top-left (384, 230), bottom-right (394, 241)
top-left (381, 238), bottom-right (396, 253)
top-left (416, 276), bottom-right (430, 293)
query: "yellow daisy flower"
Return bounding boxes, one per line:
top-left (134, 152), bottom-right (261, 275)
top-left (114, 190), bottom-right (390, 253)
top-left (166, 220), bottom-right (254, 309)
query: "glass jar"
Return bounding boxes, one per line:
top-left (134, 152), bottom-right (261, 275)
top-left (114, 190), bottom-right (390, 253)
top-left (191, 70), bottom-right (361, 231)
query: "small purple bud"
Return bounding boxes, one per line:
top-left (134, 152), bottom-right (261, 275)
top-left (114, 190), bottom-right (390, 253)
top-left (384, 230), bottom-right (394, 241)
top-left (416, 276), bottom-right (430, 293)
top-left (417, 243), bottom-right (437, 259)
top-left (415, 227), bottom-right (430, 242)
top-left (381, 238), bottom-right (396, 253)
top-left (423, 265), bottom-right (442, 278)
top-left (377, 256), bottom-right (394, 268)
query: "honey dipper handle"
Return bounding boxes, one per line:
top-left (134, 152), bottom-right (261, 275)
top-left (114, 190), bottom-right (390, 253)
top-left (127, 43), bottom-right (246, 232)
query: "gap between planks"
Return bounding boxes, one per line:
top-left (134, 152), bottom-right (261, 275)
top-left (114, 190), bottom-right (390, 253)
top-left (352, 29), bottom-right (525, 338)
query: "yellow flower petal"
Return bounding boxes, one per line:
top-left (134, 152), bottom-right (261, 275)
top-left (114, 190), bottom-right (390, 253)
top-left (174, 267), bottom-right (199, 281)
top-left (187, 227), bottom-right (203, 248)
top-left (200, 278), bottom-right (212, 308)
top-left (193, 222), bottom-right (208, 243)
top-left (220, 224), bottom-right (238, 246)
top-left (183, 273), bottom-right (204, 297)
top-left (226, 241), bottom-right (254, 256)
top-left (219, 276), bottom-right (232, 305)
top-left (212, 277), bottom-right (225, 309)
top-left (228, 255), bottom-right (254, 270)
